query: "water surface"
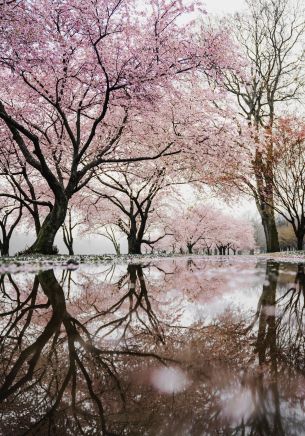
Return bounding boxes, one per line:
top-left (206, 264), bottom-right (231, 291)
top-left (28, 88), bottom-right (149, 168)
top-left (0, 257), bottom-right (304, 435)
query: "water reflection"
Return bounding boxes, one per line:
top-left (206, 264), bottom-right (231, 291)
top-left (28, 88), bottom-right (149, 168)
top-left (0, 259), bottom-right (304, 435)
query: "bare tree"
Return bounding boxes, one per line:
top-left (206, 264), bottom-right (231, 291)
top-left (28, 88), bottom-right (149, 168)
top-left (223, 0), bottom-right (305, 252)
top-left (0, 202), bottom-right (22, 256)
top-left (271, 122), bottom-right (305, 249)
top-left (95, 225), bottom-right (122, 255)
top-left (62, 206), bottom-right (84, 255)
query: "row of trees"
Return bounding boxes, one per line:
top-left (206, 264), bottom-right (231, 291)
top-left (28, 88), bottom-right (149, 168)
top-left (0, 184), bottom-right (256, 255)
top-left (0, 0), bottom-right (304, 255)
top-left (153, 204), bottom-right (255, 255)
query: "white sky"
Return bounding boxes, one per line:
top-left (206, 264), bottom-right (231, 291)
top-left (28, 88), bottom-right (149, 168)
top-left (204, 0), bottom-right (246, 14)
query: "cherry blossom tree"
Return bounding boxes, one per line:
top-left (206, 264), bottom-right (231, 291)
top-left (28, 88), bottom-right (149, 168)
top-left (158, 203), bottom-right (255, 255)
top-left (85, 161), bottom-right (175, 254)
top-left (166, 204), bottom-right (216, 254)
top-left (214, 215), bottom-right (256, 255)
top-left (0, 0), bottom-right (238, 254)
top-left (82, 78), bottom-right (248, 256)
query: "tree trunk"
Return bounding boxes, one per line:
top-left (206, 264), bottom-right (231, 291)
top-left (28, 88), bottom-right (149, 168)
top-left (0, 237), bottom-right (9, 256)
top-left (128, 235), bottom-right (141, 255)
top-left (33, 213), bottom-right (41, 237)
top-left (256, 262), bottom-right (279, 364)
top-left (113, 240), bottom-right (120, 255)
top-left (297, 233), bottom-right (304, 251)
top-left (187, 244), bottom-right (193, 254)
top-left (63, 227), bottom-right (74, 255)
top-left (254, 146), bottom-right (280, 253)
top-left (24, 197), bottom-right (68, 254)
top-left (261, 207), bottom-right (280, 253)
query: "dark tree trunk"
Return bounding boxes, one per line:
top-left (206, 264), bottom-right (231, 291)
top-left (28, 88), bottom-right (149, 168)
top-left (25, 197), bottom-right (68, 254)
top-left (33, 212), bottom-right (41, 237)
top-left (187, 244), bottom-right (193, 254)
top-left (261, 207), bottom-right (280, 253)
top-left (256, 262), bottom-right (279, 365)
top-left (0, 206), bottom-right (22, 256)
top-left (0, 237), bottom-right (9, 256)
top-left (127, 216), bottom-right (142, 255)
top-left (255, 262), bottom-right (284, 434)
top-left (297, 233), bottom-right (304, 251)
top-left (254, 148), bottom-right (280, 253)
top-left (63, 228), bottom-right (74, 255)
top-left (128, 235), bottom-right (141, 255)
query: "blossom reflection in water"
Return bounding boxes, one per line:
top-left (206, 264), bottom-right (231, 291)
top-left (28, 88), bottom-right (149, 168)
top-left (0, 258), bottom-right (305, 435)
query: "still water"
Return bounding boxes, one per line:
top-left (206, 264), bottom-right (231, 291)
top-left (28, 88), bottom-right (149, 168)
top-left (0, 257), bottom-right (304, 435)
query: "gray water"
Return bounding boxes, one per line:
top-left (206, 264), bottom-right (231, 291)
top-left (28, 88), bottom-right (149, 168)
top-left (0, 257), bottom-right (304, 435)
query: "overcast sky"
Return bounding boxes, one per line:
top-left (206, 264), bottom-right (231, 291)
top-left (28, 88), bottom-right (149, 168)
top-left (204, 0), bottom-right (246, 14)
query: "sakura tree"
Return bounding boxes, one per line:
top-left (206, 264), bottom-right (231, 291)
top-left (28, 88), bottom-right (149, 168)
top-left (85, 161), bottom-right (175, 254)
top-left (82, 75), bottom-right (249, 256)
top-left (213, 215), bottom-right (256, 255)
top-left (165, 204), bottom-right (217, 254)
top-left (0, 0), bottom-right (237, 254)
top-left (158, 202), bottom-right (255, 255)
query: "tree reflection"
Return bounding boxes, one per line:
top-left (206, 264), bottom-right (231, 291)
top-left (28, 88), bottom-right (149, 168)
top-left (0, 260), bottom-right (305, 435)
top-left (277, 263), bottom-right (305, 371)
top-left (88, 264), bottom-right (165, 345)
top-left (0, 267), bottom-right (172, 435)
top-left (239, 261), bottom-right (305, 435)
